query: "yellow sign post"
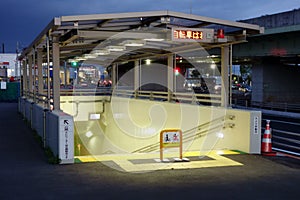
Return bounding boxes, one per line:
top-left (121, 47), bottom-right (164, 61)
top-left (160, 129), bottom-right (182, 161)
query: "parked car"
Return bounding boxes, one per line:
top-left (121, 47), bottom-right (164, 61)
top-left (183, 78), bottom-right (202, 91)
top-left (232, 83), bottom-right (252, 97)
top-left (239, 84), bottom-right (252, 93)
top-left (79, 81), bottom-right (88, 87)
top-left (184, 77), bottom-right (221, 94)
top-left (97, 79), bottom-right (112, 87)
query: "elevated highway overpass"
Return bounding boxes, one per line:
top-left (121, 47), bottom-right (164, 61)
top-left (234, 9), bottom-right (300, 105)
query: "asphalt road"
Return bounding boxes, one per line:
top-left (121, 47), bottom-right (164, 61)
top-left (0, 103), bottom-right (299, 200)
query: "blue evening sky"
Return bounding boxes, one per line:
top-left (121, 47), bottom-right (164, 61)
top-left (1, 0), bottom-right (300, 53)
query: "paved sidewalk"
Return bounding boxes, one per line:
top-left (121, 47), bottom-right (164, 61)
top-left (0, 103), bottom-right (299, 200)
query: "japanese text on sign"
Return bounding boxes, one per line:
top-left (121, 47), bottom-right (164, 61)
top-left (173, 30), bottom-right (203, 40)
top-left (254, 116), bottom-right (259, 135)
top-left (172, 28), bottom-right (214, 43)
top-left (59, 116), bottom-right (74, 164)
top-left (64, 120), bottom-right (69, 159)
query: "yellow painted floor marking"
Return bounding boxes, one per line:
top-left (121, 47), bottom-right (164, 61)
top-left (76, 156), bottom-right (98, 162)
top-left (75, 150), bottom-right (243, 172)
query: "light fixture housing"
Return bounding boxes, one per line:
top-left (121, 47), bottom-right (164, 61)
top-left (85, 131), bottom-right (93, 138)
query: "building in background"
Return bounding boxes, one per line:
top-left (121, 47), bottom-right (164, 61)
top-left (0, 53), bottom-right (20, 81)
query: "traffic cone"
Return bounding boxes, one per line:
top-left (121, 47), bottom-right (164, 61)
top-left (261, 120), bottom-right (275, 156)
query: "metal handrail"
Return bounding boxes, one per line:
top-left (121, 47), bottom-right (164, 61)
top-left (24, 87), bottom-right (222, 107)
top-left (113, 89), bottom-right (222, 106)
top-left (132, 116), bottom-right (225, 153)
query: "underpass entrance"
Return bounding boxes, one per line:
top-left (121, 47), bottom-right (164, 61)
top-left (18, 11), bottom-right (263, 166)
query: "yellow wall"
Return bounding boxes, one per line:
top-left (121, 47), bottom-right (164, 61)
top-left (61, 96), bottom-right (259, 156)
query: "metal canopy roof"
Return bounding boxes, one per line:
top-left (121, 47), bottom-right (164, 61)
top-left (19, 10), bottom-right (264, 65)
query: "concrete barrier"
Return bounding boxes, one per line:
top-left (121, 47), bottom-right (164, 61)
top-left (32, 104), bottom-right (48, 138)
top-left (46, 110), bottom-right (74, 164)
top-left (24, 100), bottom-right (33, 122)
top-left (19, 98), bottom-right (74, 164)
top-left (18, 97), bottom-right (26, 115)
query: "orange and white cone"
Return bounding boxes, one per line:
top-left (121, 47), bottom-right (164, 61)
top-left (261, 120), bottom-right (275, 156)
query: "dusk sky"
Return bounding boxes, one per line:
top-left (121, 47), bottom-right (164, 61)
top-left (1, 0), bottom-right (300, 53)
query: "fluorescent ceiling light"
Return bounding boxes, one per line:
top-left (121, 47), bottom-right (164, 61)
top-left (145, 59), bottom-right (151, 65)
top-left (144, 38), bottom-right (164, 42)
top-left (83, 54), bottom-right (97, 59)
top-left (75, 56), bottom-right (87, 61)
top-left (68, 59), bottom-right (76, 63)
top-left (121, 40), bottom-right (145, 47)
top-left (91, 49), bottom-right (110, 55)
top-left (106, 45), bottom-right (126, 52)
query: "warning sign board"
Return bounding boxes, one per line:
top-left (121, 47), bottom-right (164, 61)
top-left (160, 129), bottom-right (182, 161)
top-left (162, 131), bottom-right (181, 147)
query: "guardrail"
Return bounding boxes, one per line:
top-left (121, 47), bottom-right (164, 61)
top-left (113, 89), bottom-right (222, 106)
top-left (22, 88), bottom-right (222, 108)
top-left (24, 91), bottom-right (49, 107)
top-left (252, 101), bottom-right (300, 113)
top-left (262, 119), bottom-right (300, 156)
top-left (232, 99), bottom-right (300, 114)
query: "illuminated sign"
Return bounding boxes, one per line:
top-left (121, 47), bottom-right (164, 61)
top-left (0, 62), bottom-right (9, 65)
top-left (172, 28), bottom-right (214, 43)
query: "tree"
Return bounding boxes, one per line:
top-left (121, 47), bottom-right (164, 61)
top-left (240, 64), bottom-right (252, 85)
